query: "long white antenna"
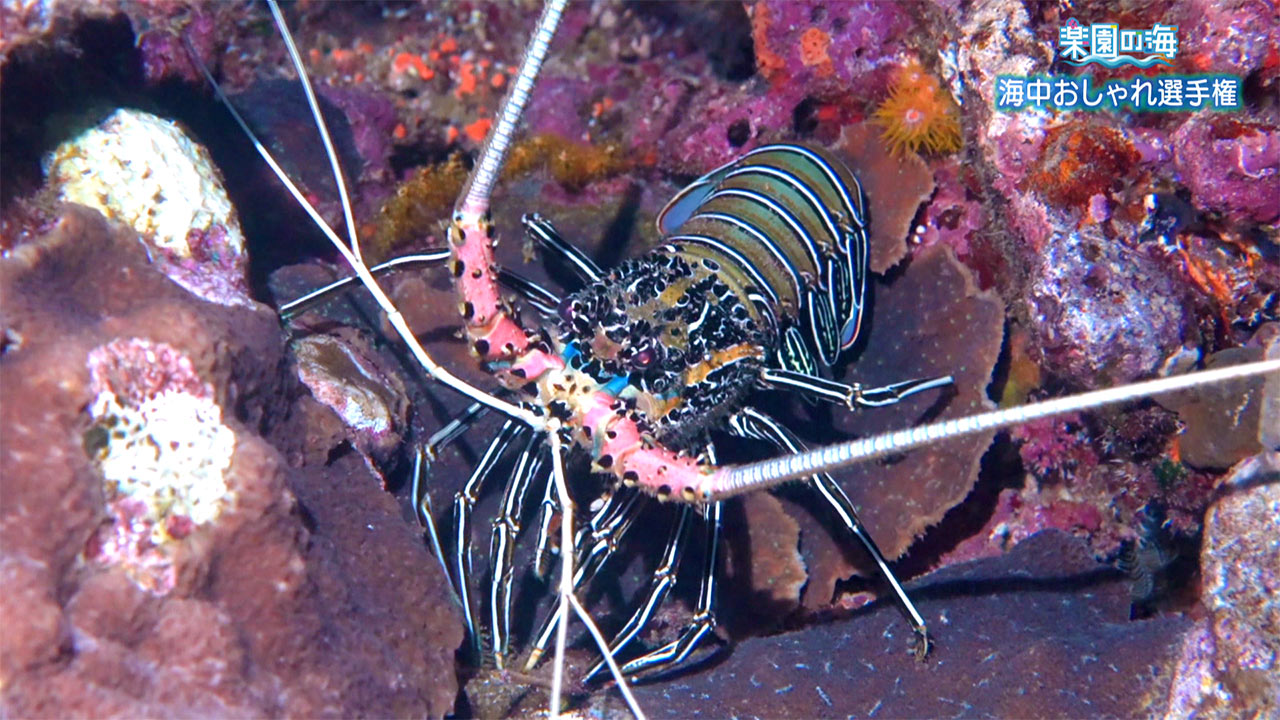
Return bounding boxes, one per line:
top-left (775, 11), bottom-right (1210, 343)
top-left (710, 359), bottom-right (1280, 499)
top-left (197, 2), bottom-right (540, 425)
top-left (266, 0), bottom-right (364, 265)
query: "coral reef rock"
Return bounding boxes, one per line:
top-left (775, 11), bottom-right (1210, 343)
top-left (0, 206), bottom-right (462, 718)
top-left (1165, 452), bottom-right (1280, 718)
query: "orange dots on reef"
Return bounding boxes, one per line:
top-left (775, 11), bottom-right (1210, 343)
top-left (872, 57), bottom-right (963, 157)
top-left (456, 61), bottom-right (479, 98)
top-left (391, 51), bottom-right (433, 80)
top-left (464, 117), bottom-right (492, 143)
top-left (747, 2), bottom-right (788, 85)
top-left (798, 27), bottom-right (831, 73)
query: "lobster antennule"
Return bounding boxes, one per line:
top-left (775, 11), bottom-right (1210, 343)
top-left (703, 358), bottom-right (1280, 499)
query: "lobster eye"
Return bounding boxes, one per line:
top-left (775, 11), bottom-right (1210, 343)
top-left (632, 348), bottom-right (654, 368)
top-left (557, 297), bottom-right (576, 323)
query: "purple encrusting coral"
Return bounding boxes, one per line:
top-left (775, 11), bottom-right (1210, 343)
top-left (2, 0), bottom-right (1279, 717)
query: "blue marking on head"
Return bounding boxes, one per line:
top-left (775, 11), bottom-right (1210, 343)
top-left (601, 374), bottom-right (630, 396)
top-left (562, 342), bottom-right (581, 366)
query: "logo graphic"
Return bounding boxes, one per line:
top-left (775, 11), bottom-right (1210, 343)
top-left (1057, 18), bottom-right (1178, 68)
top-left (995, 17), bottom-right (1243, 113)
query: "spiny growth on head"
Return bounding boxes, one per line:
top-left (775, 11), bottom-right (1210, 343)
top-left (873, 57), bottom-right (963, 157)
top-left (556, 251), bottom-right (767, 448)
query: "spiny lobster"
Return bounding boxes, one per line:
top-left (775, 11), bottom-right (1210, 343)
top-left (199, 1), bottom-right (1278, 717)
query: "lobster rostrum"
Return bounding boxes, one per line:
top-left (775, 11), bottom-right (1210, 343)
top-left (213, 0), bottom-right (1280, 713)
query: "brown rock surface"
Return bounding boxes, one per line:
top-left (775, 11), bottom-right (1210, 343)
top-left (0, 206), bottom-right (463, 717)
top-left (632, 530), bottom-right (1190, 718)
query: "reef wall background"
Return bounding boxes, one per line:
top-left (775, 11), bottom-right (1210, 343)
top-left (2, 0), bottom-right (1277, 717)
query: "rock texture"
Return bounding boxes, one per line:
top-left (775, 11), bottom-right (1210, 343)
top-left (0, 207), bottom-right (462, 718)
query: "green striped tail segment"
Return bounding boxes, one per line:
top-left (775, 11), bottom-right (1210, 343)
top-left (657, 143), bottom-right (870, 373)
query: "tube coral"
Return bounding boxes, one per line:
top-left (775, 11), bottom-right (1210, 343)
top-left (873, 58), bottom-right (963, 156)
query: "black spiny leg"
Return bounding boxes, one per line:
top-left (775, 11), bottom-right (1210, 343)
top-left (728, 406), bottom-right (930, 658)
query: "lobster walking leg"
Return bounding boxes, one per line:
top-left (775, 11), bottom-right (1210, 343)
top-left (616, 500), bottom-right (723, 679)
top-left (526, 491), bottom-right (647, 669)
top-left (453, 420), bottom-right (529, 658)
top-left (523, 213), bottom-right (606, 283)
top-left (728, 406), bottom-right (930, 656)
top-left (488, 432), bottom-right (549, 665)
top-left (759, 368), bottom-right (954, 409)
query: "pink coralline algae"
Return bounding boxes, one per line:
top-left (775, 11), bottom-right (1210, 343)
top-left (1173, 115), bottom-right (1280, 224)
top-left (1028, 228), bottom-right (1190, 386)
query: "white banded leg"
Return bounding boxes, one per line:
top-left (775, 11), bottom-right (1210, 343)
top-left (612, 493), bottom-right (723, 680)
top-left (488, 431), bottom-right (550, 666)
top-left (522, 213), bottom-right (605, 283)
top-left (453, 420), bottom-right (528, 659)
top-left (760, 367), bottom-right (954, 408)
top-left (728, 406), bottom-right (930, 657)
top-left (581, 504), bottom-right (692, 682)
top-left (411, 445), bottom-right (450, 582)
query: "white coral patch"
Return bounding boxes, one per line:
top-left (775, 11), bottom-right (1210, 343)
top-left (46, 108), bottom-right (245, 260)
top-left (89, 388), bottom-right (236, 541)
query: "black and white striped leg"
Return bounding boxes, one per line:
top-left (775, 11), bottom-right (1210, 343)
top-left (522, 213), bottom-right (605, 283)
top-left (728, 406), bottom-right (930, 658)
top-left (423, 401), bottom-right (490, 461)
top-left (531, 465), bottom-right (561, 580)
top-left (760, 367), bottom-right (954, 409)
top-left (411, 444), bottom-right (450, 581)
top-left (488, 431), bottom-right (549, 666)
top-left (278, 250), bottom-right (562, 320)
top-left (613, 500), bottom-right (723, 680)
top-left (582, 505), bottom-right (691, 682)
top-left (524, 490), bottom-right (646, 670)
top-left (453, 420), bottom-right (528, 660)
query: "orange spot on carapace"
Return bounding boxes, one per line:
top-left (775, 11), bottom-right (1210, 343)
top-left (393, 123), bottom-right (408, 140)
top-left (438, 36), bottom-right (458, 54)
top-left (491, 72), bottom-right (506, 89)
top-left (446, 125), bottom-right (460, 144)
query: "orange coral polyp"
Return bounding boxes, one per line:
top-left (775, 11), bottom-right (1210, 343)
top-left (873, 60), bottom-right (962, 156)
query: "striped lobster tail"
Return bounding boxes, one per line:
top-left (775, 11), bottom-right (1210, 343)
top-left (657, 143), bottom-right (870, 374)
